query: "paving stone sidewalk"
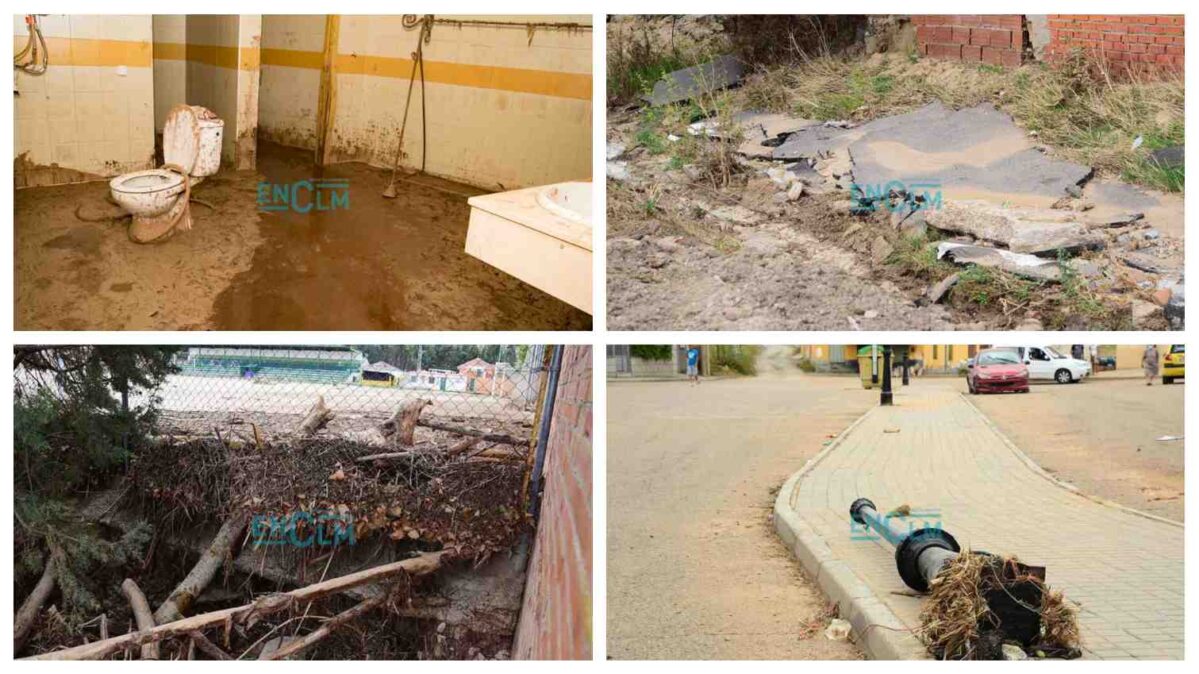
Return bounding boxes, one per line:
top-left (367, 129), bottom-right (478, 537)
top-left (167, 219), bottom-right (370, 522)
top-left (778, 381), bottom-right (1184, 660)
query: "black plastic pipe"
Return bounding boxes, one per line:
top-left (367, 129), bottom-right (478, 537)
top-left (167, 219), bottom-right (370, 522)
top-left (850, 497), bottom-right (961, 592)
top-left (528, 345), bottom-right (564, 521)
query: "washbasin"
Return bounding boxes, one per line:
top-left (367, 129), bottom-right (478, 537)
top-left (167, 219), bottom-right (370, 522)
top-left (535, 182), bottom-right (592, 226)
top-left (466, 181), bottom-right (593, 314)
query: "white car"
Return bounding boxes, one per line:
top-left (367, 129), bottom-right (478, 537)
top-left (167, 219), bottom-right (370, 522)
top-left (995, 346), bottom-right (1091, 384)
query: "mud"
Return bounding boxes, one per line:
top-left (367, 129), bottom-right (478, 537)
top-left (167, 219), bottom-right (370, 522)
top-left (14, 142), bottom-right (589, 331)
top-left (14, 171), bottom-right (262, 330)
top-left (209, 143), bottom-right (589, 330)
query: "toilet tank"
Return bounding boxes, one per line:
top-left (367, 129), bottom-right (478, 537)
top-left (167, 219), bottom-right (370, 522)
top-left (193, 113), bottom-right (224, 178)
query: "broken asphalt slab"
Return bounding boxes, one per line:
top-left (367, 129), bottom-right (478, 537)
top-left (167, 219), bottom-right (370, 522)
top-left (643, 54), bottom-right (744, 107)
top-left (727, 111), bottom-right (819, 157)
top-left (774, 102), bottom-right (1093, 203)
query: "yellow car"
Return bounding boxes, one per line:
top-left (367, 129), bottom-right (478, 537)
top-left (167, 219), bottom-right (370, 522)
top-left (1162, 345), bottom-right (1185, 384)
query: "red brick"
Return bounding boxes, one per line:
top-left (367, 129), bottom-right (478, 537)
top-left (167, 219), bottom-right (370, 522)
top-left (961, 44), bottom-right (983, 61)
top-left (930, 43), bottom-right (963, 59)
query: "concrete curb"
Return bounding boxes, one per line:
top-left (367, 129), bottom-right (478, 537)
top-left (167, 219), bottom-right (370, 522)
top-left (957, 391), bottom-right (1184, 529)
top-left (772, 406), bottom-right (928, 660)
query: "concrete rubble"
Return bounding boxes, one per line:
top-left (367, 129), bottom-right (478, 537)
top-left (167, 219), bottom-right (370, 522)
top-left (924, 201), bottom-right (1106, 255)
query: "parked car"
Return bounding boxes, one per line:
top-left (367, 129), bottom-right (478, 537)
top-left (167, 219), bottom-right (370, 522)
top-left (966, 349), bottom-right (1030, 394)
top-left (993, 346), bottom-right (1091, 384)
top-left (1163, 345), bottom-right (1185, 384)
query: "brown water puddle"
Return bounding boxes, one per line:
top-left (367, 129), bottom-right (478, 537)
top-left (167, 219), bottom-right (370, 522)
top-left (209, 142), bottom-right (590, 331)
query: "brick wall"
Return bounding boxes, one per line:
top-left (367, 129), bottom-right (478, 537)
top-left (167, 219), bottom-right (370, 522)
top-left (1046, 15), bottom-right (1184, 71)
top-left (912, 15), bottom-right (1024, 67)
top-left (512, 345), bottom-right (592, 660)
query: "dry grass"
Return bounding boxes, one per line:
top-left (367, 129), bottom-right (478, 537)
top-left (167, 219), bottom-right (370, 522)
top-left (919, 550), bottom-right (1082, 660)
top-left (919, 550), bottom-right (993, 659)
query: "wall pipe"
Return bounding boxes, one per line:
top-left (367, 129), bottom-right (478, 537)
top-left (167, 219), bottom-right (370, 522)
top-left (528, 345), bottom-right (564, 521)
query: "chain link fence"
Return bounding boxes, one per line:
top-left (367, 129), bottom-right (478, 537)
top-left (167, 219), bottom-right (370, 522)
top-left (138, 345), bottom-right (549, 441)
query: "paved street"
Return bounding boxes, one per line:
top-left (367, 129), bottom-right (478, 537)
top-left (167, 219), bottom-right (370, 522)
top-left (971, 375), bottom-right (1184, 521)
top-left (607, 373), bottom-right (875, 659)
top-left (781, 379), bottom-right (1184, 659)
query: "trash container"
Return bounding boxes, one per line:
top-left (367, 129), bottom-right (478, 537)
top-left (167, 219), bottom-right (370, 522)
top-left (857, 345), bottom-right (882, 389)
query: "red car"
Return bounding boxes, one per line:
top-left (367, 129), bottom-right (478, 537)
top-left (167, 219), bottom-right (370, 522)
top-left (967, 349), bottom-right (1030, 394)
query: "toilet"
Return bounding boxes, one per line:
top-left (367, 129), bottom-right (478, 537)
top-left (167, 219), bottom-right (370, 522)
top-left (110, 104), bottom-right (223, 242)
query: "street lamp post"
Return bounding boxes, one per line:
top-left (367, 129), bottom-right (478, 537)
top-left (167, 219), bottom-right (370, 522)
top-left (901, 346), bottom-right (911, 386)
top-left (881, 346), bottom-right (893, 405)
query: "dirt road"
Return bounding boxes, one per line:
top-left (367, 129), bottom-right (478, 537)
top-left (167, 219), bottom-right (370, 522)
top-left (607, 370), bottom-right (875, 659)
top-left (969, 374), bottom-right (1185, 521)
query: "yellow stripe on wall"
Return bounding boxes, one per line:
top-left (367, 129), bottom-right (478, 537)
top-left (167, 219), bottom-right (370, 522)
top-left (18, 35), bottom-right (591, 100)
top-left (14, 36), bottom-right (152, 68)
top-left (262, 47), bottom-right (325, 70)
top-left (153, 42), bottom-right (259, 70)
top-left (335, 54), bottom-right (591, 100)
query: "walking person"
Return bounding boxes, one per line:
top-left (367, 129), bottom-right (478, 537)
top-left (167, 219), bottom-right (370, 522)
top-left (1142, 345), bottom-right (1160, 386)
top-left (686, 346), bottom-right (701, 385)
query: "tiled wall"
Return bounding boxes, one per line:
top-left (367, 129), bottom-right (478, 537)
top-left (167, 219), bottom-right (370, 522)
top-left (151, 14), bottom-right (261, 169)
top-left (13, 14), bottom-right (156, 186)
top-left (513, 345), bottom-right (593, 659)
top-left (259, 15), bottom-right (325, 150)
top-left (253, 14), bottom-right (593, 190)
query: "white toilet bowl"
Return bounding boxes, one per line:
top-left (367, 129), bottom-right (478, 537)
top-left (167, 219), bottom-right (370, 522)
top-left (110, 104), bottom-right (223, 240)
top-left (109, 168), bottom-right (187, 218)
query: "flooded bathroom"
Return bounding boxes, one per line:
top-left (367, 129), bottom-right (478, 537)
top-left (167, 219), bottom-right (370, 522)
top-left (13, 14), bottom-right (593, 330)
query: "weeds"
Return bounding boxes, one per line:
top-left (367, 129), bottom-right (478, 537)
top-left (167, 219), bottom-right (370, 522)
top-left (886, 234), bottom-right (953, 280)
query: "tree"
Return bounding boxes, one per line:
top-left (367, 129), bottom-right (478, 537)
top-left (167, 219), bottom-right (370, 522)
top-left (13, 347), bottom-right (176, 641)
top-left (15, 346), bottom-right (183, 495)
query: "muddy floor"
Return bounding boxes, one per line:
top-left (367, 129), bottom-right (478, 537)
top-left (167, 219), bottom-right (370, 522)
top-left (14, 142), bottom-right (590, 331)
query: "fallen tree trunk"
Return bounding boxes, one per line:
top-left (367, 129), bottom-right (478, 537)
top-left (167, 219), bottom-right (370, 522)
top-left (297, 396), bottom-right (335, 437)
top-left (445, 437), bottom-right (480, 457)
top-left (153, 513), bottom-right (248, 624)
top-left (417, 420), bottom-right (527, 446)
top-left (382, 398), bottom-right (433, 446)
top-left (25, 551), bottom-right (447, 661)
top-left (119, 579), bottom-right (159, 660)
top-left (262, 595), bottom-right (386, 660)
top-left (14, 544), bottom-right (62, 653)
